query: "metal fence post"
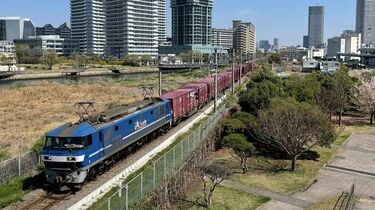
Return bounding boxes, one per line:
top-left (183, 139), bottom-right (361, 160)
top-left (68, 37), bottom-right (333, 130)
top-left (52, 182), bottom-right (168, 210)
top-left (125, 184), bottom-right (129, 210)
top-left (140, 173), bottom-right (143, 197)
top-left (181, 141), bottom-right (184, 158)
top-left (188, 134), bottom-right (190, 152)
top-left (163, 155), bottom-right (166, 177)
top-left (153, 161), bottom-right (156, 188)
top-left (118, 184), bottom-right (122, 197)
top-left (173, 146), bottom-right (176, 168)
top-left (18, 155), bottom-right (21, 177)
top-left (108, 196), bottom-right (111, 210)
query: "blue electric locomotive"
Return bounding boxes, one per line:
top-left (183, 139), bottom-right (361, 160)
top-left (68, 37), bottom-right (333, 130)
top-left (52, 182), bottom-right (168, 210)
top-left (41, 98), bottom-right (172, 186)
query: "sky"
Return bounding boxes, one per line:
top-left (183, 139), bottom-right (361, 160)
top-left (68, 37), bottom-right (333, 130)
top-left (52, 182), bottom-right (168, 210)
top-left (0, 0), bottom-right (356, 46)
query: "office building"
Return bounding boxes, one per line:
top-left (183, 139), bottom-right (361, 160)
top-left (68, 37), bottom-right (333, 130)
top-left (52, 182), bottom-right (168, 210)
top-left (0, 17), bottom-right (35, 41)
top-left (327, 37), bottom-right (346, 57)
top-left (303, 35), bottom-right (309, 48)
top-left (106, 0), bottom-right (166, 57)
top-left (0, 41), bottom-right (15, 58)
top-left (356, 0), bottom-right (375, 46)
top-left (212, 28), bottom-right (233, 50)
top-left (327, 30), bottom-right (362, 60)
top-left (160, 0), bottom-right (218, 54)
top-left (308, 6), bottom-right (324, 48)
top-left (233, 20), bottom-right (256, 54)
top-left (273, 38), bottom-right (279, 50)
top-left (14, 35), bottom-right (79, 56)
top-left (36, 23), bottom-right (71, 39)
top-left (259, 40), bottom-right (270, 52)
top-left (70, 0), bottom-right (105, 55)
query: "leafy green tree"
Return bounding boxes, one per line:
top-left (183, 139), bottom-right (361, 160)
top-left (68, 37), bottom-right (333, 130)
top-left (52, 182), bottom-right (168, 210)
top-left (141, 55), bottom-right (153, 66)
top-left (15, 44), bottom-right (42, 64)
top-left (220, 118), bottom-right (246, 134)
top-left (223, 134), bottom-right (256, 174)
top-left (332, 66), bottom-right (359, 125)
top-left (40, 50), bottom-right (59, 69)
top-left (192, 51), bottom-right (203, 63)
top-left (268, 53), bottom-right (281, 64)
top-left (284, 74), bottom-right (320, 103)
top-left (123, 55), bottom-right (139, 66)
top-left (179, 52), bottom-right (190, 63)
top-left (238, 64), bottom-right (284, 115)
top-left (252, 98), bottom-right (336, 171)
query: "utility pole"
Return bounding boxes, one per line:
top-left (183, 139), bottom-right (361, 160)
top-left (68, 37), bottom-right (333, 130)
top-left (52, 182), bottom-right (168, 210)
top-left (214, 48), bottom-right (218, 112)
top-left (159, 70), bottom-right (162, 96)
top-left (231, 50), bottom-right (235, 94)
top-left (239, 51), bottom-right (242, 86)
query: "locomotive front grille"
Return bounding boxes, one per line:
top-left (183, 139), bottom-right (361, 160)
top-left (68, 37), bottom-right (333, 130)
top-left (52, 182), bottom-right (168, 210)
top-left (45, 162), bottom-right (77, 171)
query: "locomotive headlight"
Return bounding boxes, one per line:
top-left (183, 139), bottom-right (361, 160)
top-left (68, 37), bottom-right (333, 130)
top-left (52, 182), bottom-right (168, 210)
top-left (44, 156), bottom-right (51, 160)
top-left (67, 157), bottom-right (76, 161)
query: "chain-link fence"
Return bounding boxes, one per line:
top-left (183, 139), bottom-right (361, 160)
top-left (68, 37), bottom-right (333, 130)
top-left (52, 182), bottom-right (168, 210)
top-left (0, 152), bottom-right (41, 183)
top-left (94, 106), bottom-right (225, 210)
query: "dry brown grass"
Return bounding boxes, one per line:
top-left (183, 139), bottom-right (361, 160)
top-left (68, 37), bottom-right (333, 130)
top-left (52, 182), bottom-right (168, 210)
top-left (0, 81), bottom-right (142, 157)
top-left (0, 71), bottom-right (206, 157)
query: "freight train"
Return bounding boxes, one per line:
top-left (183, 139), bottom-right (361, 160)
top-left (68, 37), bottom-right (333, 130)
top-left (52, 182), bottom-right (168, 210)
top-left (40, 63), bottom-right (252, 188)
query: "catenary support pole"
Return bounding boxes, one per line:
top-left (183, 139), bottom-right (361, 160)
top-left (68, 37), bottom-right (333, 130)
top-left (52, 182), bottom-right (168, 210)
top-left (159, 70), bottom-right (162, 96)
top-left (232, 50), bottom-right (235, 94)
top-left (214, 48), bottom-right (218, 112)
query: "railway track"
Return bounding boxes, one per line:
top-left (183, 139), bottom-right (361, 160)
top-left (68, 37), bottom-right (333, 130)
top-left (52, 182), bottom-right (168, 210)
top-left (22, 192), bottom-right (72, 210)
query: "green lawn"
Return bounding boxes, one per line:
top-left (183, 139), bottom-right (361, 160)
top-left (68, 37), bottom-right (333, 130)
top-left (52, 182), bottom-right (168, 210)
top-left (177, 178), bottom-right (270, 210)
top-left (214, 146), bottom-right (336, 195)
top-left (0, 173), bottom-right (44, 209)
top-left (212, 125), bottom-right (375, 195)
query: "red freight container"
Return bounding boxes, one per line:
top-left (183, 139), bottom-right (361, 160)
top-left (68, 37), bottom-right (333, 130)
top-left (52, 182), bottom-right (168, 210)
top-left (182, 83), bottom-right (209, 108)
top-left (160, 89), bottom-right (198, 123)
top-left (218, 72), bottom-right (232, 88)
top-left (196, 78), bottom-right (214, 99)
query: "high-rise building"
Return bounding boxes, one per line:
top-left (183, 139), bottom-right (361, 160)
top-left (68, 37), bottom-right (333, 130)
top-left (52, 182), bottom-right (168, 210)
top-left (259, 40), bottom-right (270, 52)
top-left (273, 38), bottom-right (279, 50)
top-left (36, 23), bottom-right (71, 39)
top-left (172, 0), bottom-right (213, 46)
top-left (212, 28), bottom-right (233, 50)
top-left (308, 6), bottom-right (324, 48)
top-left (0, 17), bottom-right (35, 41)
top-left (327, 37), bottom-right (346, 57)
top-left (70, 0), bottom-right (105, 55)
top-left (303, 35), bottom-right (309, 48)
top-left (356, 0), bottom-right (375, 46)
top-left (106, 0), bottom-right (166, 57)
top-left (233, 20), bottom-right (256, 54)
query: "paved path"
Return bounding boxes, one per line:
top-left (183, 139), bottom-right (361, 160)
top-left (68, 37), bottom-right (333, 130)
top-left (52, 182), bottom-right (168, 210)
top-left (221, 180), bottom-right (312, 208)
top-left (260, 131), bottom-right (375, 210)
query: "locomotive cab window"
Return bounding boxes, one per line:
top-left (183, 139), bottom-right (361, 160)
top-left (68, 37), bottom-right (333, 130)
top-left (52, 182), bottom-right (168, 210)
top-left (115, 126), bottom-right (119, 131)
top-left (129, 119), bottom-right (132, 124)
top-left (44, 135), bottom-right (92, 150)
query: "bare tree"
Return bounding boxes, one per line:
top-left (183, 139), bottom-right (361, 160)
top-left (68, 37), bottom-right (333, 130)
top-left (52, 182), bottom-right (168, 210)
top-left (359, 77), bottom-right (375, 125)
top-left (252, 98), bottom-right (336, 171)
top-left (223, 133), bottom-right (255, 174)
top-left (196, 163), bottom-right (232, 208)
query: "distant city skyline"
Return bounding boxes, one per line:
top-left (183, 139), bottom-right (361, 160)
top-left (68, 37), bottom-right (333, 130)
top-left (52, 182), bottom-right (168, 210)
top-left (0, 0), bottom-right (356, 46)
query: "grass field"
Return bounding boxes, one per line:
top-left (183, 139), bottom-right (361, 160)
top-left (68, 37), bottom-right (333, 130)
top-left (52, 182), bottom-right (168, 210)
top-left (176, 178), bottom-right (270, 210)
top-left (212, 125), bottom-right (375, 195)
top-left (0, 70), bottom-right (209, 158)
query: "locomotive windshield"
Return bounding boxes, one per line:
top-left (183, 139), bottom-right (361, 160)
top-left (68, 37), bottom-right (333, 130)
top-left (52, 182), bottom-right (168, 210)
top-left (44, 135), bottom-right (92, 150)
